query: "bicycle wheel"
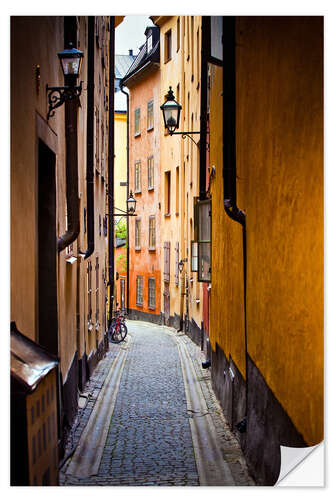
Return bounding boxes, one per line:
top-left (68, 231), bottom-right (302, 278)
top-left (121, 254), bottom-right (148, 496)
top-left (111, 322), bottom-right (127, 343)
top-left (107, 323), bottom-right (115, 342)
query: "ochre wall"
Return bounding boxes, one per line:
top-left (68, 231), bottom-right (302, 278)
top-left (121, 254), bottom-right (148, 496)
top-left (236, 17), bottom-right (323, 445)
top-left (114, 112), bottom-right (128, 213)
top-left (128, 67), bottom-right (161, 316)
top-left (209, 64), bottom-right (246, 378)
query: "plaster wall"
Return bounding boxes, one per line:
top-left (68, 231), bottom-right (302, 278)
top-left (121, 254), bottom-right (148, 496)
top-left (128, 67), bottom-right (161, 317)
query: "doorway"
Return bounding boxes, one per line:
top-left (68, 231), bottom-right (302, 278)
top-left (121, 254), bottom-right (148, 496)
top-left (38, 139), bottom-right (58, 355)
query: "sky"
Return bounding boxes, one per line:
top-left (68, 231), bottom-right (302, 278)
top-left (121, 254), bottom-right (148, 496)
top-left (115, 15), bottom-right (154, 56)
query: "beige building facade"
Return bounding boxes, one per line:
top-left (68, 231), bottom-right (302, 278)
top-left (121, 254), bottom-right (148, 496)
top-left (152, 16), bottom-right (204, 336)
top-left (11, 17), bottom-right (123, 474)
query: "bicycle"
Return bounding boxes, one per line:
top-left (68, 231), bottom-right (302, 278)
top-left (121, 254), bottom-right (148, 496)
top-left (108, 309), bottom-right (128, 343)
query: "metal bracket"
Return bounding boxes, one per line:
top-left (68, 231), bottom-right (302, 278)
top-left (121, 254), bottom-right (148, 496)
top-left (46, 82), bottom-right (83, 119)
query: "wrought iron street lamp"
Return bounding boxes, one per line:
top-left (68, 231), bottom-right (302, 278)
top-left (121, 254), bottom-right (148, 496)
top-left (111, 191), bottom-right (137, 217)
top-left (160, 86), bottom-right (200, 144)
top-left (46, 43), bottom-right (84, 119)
top-left (178, 258), bottom-right (187, 273)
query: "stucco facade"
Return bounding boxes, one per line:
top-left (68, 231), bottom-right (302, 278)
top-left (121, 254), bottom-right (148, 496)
top-left (123, 28), bottom-right (162, 322)
top-left (209, 16), bottom-right (323, 485)
top-left (11, 17), bottom-right (122, 465)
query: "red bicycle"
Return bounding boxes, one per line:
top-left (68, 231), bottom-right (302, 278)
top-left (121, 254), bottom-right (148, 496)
top-left (108, 310), bottom-right (127, 343)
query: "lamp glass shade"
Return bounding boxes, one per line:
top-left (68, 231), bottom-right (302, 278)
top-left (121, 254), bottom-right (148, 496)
top-left (161, 87), bottom-right (182, 134)
top-left (58, 46), bottom-right (83, 77)
top-left (127, 192), bottom-right (137, 214)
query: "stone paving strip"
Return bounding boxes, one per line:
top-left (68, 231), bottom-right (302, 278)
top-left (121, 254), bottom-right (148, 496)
top-left (173, 332), bottom-right (235, 485)
top-left (65, 336), bottom-right (131, 477)
top-left (60, 320), bottom-right (254, 486)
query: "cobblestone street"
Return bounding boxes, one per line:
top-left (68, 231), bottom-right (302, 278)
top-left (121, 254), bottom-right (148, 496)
top-left (60, 320), bottom-right (254, 486)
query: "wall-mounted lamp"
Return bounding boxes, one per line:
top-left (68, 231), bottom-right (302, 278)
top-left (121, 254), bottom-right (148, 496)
top-left (178, 258), bottom-right (188, 273)
top-left (110, 191), bottom-right (137, 217)
top-left (46, 43), bottom-right (84, 120)
top-left (160, 87), bottom-right (200, 145)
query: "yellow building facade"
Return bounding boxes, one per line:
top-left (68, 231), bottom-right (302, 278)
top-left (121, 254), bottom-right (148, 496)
top-left (208, 16), bottom-right (323, 485)
top-left (152, 16), bottom-right (204, 337)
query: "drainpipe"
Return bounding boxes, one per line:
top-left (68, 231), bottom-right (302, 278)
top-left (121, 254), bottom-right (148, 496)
top-left (120, 84), bottom-right (130, 314)
top-left (57, 18), bottom-right (80, 252)
top-left (222, 16), bottom-right (245, 227)
top-left (222, 16), bottom-right (248, 431)
top-left (80, 16), bottom-right (95, 260)
top-left (57, 74), bottom-right (80, 252)
top-left (108, 16), bottom-right (115, 325)
top-left (199, 15), bottom-right (209, 200)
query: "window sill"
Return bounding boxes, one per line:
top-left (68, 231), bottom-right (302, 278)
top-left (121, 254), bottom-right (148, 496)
top-left (134, 190), bottom-right (141, 195)
top-left (148, 247), bottom-right (156, 252)
top-left (147, 126), bottom-right (154, 132)
top-left (136, 303), bottom-right (143, 307)
top-left (135, 247), bottom-right (141, 251)
top-left (148, 186), bottom-right (154, 192)
top-left (164, 213), bottom-right (171, 218)
top-left (164, 57), bottom-right (172, 64)
top-left (134, 132), bottom-right (141, 138)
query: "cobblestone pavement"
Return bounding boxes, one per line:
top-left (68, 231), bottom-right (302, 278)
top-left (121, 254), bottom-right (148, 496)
top-left (60, 320), bottom-right (254, 486)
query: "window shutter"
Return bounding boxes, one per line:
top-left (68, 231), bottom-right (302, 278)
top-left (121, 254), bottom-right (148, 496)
top-left (175, 241), bottom-right (179, 285)
top-left (164, 241), bottom-right (170, 282)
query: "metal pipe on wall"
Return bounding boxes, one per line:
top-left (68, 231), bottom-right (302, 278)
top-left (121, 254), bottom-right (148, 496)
top-left (57, 18), bottom-right (80, 252)
top-left (120, 85), bottom-right (130, 314)
top-left (199, 15), bottom-right (209, 201)
top-left (222, 16), bottom-right (248, 429)
top-left (108, 16), bottom-right (115, 325)
top-left (82, 16), bottom-right (95, 260)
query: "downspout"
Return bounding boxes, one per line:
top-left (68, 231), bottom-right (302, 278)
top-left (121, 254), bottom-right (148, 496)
top-left (120, 84), bottom-right (130, 314)
top-left (57, 75), bottom-right (80, 252)
top-left (108, 16), bottom-right (115, 326)
top-left (81, 16), bottom-right (95, 259)
top-left (57, 18), bottom-right (80, 252)
top-left (199, 16), bottom-right (209, 200)
top-left (222, 16), bottom-right (248, 431)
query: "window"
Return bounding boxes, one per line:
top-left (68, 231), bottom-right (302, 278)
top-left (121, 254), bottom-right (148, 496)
top-left (134, 107), bottom-right (140, 136)
top-left (149, 216), bottom-right (156, 249)
top-left (95, 257), bottom-right (99, 328)
top-left (136, 275), bottom-right (143, 306)
top-left (175, 241), bottom-right (179, 286)
top-left (177, 17), bottom-right (180, 52)
top-left (87, 261), bottom-right (92, 325)
top-left (95, 106), bottom-right (100, 171)
top-left (147, 34), bottom-right (153, 53)
top-left (164, 29), bottom-right (172, 62)
top-left (147, 100), bottom-right (154, 130)
top-left (191, 241), bottom-right (198, 272)
top-left (194, 199), bottom-right (211, 282)
top-left (165, 171), bottom-right (171, 215)
top-left (163, 241), bottom-right (170, 282)
top-left (148, 156), bottom-right (154, 190)
top-left (176, 166), bottom-right (179, 214)
top-left (148, 278), bottom-right (156, 309)
top-left (135, 161), bottom-right (141, 192)
top-left (135, 218), bottom-right (141, 249)
top-left (120, 278), bottom-right (125, 310)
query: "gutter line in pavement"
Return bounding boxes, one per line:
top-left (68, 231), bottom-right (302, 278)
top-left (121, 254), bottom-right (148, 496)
top-left (173, 334), bottom-right (235, 486)
top-left (65, 338), bottom-right (130, 477)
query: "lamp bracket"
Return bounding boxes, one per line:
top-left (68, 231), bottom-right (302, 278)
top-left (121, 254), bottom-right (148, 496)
top-left (169, 131), bottom-right (200, 146)
top-left (46, 82), bottom-right (83, 119)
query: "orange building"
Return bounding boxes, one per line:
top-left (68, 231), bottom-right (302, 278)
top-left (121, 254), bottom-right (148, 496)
top-left (122, 26), bottom-right (162, 323)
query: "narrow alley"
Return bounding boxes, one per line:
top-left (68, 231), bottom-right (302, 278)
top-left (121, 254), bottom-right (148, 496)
top-left (59, 320), bottom-right (253, 486)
